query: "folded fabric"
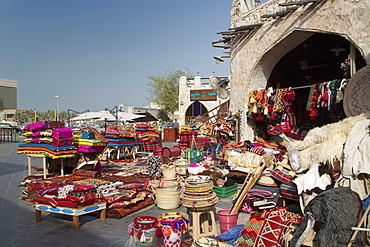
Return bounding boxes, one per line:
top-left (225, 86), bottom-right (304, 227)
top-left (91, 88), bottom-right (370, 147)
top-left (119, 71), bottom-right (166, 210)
top-left (280, 183), bottom-right (299, 201)
top-left (239, 184), bottom-right (280, 213)
top-left (72, 169), bottom-right (101, 178)
top-left (33, 191), bottom-right (104, 208)
top-left (106, 197), bottom-right (154, 219)
top-left (270, 166), bottom-right (296, 185)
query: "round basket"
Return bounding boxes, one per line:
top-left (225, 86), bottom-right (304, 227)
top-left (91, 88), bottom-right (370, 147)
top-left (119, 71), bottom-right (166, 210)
top-left (192, 237), bottom-right (233, 247)
top-left (155, 188), bottom-right (181, 210)
top-left (180, 192), bottom-right (219, 211)
top-left (186, 175), bottom-right (213, 185)
top-left (134, 216), bottom-right (158, 230)
top-left (161, 165), bottom-right (178, 179)
top-left (344, 65), bottom-right (370, 117)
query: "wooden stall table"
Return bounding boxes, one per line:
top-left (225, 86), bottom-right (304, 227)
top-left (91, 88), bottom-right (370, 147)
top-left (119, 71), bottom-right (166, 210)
top-left (35, 202), bottom-right (107, 229)
top-left (105, 144), bottom-right (137, 161)
top-left (27, 154), bottom-right (67, 178)
top-left (27, 154), bottom-right (48, 178)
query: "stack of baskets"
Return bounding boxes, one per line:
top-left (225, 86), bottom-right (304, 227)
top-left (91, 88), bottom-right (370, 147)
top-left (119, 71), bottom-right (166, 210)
top-left (155, 164), bottom-right (181, 210)
top-left (180, 175), bottom-right (219, 211)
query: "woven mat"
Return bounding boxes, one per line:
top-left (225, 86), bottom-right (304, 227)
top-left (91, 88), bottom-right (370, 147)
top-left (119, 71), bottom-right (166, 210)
top-left (344, 65), bottom-right (370, 117)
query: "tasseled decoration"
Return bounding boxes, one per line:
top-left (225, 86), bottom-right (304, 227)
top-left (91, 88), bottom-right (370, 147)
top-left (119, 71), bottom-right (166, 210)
top-left (156, 227), bottom-right (163, 238)
top-left (139, 231), bottom-right (147, 242)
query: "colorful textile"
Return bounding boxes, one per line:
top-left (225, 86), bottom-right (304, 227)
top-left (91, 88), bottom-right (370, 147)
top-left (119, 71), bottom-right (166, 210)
top-left (280, 183), bottom-right (299, 201)
top-left (269, 166), bottom-right (295, 185)
top-left (104, 191), bottom-right (137, 204)
top-left (254, 208), bottom-right (302, 247)
top-left (51, 128), bottom-right (73, 139)
top-left (99, 174), bottom-right (151, 184)
top-left (72, 169), bottom-right (101, 178)
top-left (17, 143), bottom-right (77, 159)
top-left (234, 213), bottom-right (264, 247)
top-left (306, 83), bottom-right (319, 119)
top-left (106, 197), bottom-right (154, 219)
top-left (73, 139), bottom-right (107, 146)
top-left (33, 191), bottom-right (104, 208)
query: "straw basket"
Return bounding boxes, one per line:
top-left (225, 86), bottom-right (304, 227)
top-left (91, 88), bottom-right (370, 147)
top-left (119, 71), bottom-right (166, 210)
top-left (155, 188), bottom-right (181, 210)
top-left (161, 165), bottom-right (177, 179)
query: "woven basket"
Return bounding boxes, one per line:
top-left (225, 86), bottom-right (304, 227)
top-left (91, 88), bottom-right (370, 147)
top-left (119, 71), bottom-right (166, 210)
top-left (155, 188), bottom-right (181, 210)
top-left (180, 192), bottom-right (219, 211)
top-left (161, 165), bottom-right (177, 179)
top-left (185, 176), bottom-right (213, 186)
top-left (174, 159), bottom-right (189, 176)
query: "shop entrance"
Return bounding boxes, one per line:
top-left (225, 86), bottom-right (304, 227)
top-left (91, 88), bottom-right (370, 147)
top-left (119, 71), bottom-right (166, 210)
top-left (249, 31), bottom-right (366, 139)
top-left (185, 101), bottom-right (208, 125)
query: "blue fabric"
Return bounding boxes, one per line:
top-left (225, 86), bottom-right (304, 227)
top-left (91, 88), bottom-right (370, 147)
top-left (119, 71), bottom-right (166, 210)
top-left (362, 194), bottom-right (370, 214)
top-left (215, 224), bottom-right (244, 245)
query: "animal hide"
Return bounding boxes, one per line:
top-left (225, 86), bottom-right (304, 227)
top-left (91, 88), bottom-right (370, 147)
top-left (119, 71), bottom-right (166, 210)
top-left (288, 114), bottom-right (365, 170)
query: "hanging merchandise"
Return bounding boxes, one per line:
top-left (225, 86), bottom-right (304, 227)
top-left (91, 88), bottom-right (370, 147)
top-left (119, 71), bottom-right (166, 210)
top-left (306, 83), bottom-right (320, 120)
top-left (213, 119), bottom-right (234, 142)
top-left (273, 88), bottom-right (287, 113)
top-left (158, 212), bottom-right (189, 247)
top-left (328, 79), bottom-right (339, 111)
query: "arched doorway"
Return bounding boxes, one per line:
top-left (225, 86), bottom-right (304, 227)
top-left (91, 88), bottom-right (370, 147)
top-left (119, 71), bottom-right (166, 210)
top-left (185, 101), bottom-right (208, 125)
top-left (266, 32), bottom-right (366, 128)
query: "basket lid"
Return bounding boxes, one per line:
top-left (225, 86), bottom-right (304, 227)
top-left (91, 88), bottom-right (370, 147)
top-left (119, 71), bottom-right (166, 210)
top-left (344, 65), bottom-right (370, 117)
top-left (134, 216), bottom-right (158, 229)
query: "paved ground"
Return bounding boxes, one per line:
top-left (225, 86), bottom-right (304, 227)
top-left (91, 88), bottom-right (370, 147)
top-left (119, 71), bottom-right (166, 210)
top-left (0, 136), bottom-right (247, 247)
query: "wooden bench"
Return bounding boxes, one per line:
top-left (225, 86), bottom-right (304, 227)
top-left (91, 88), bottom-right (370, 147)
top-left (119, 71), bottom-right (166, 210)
top-left (35, 202), bottom-right (107, 228)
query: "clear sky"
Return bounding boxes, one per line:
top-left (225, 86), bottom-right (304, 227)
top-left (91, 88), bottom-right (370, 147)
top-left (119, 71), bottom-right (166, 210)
top-left (0, 0), bottom-right (233, 112)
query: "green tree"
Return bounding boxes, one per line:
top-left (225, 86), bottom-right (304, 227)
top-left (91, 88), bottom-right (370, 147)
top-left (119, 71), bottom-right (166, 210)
top-left (146, 68), bottom-right (192, 120)
top-left (156, 109), bottom-right (170, 122)
top-left (15, 109), bottom-right (34, 123)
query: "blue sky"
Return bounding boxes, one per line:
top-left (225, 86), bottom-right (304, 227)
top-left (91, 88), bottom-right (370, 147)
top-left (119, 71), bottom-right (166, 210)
top-left (0, 0), bottom-right (233, 112)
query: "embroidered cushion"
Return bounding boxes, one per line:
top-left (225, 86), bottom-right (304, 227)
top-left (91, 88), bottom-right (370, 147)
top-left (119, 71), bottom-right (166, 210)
top-left (234, 213), bottom-right (263, 247)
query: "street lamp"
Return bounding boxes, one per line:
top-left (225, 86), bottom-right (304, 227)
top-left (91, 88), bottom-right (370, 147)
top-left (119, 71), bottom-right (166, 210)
top-left (55, 95), bottom-right (59, 121)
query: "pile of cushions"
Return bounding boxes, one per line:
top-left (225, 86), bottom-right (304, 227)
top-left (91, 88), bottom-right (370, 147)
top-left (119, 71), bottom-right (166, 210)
top-left (136, 123), bottom-right (161, 152)
top-left (32, 184), bottom-right (105, 208)
top-left (234, 207), bottom-right (303, 247)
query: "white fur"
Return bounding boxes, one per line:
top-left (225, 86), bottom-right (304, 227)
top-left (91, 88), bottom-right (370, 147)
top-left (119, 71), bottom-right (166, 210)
top-left (288, 114), bottom-right (365, 169)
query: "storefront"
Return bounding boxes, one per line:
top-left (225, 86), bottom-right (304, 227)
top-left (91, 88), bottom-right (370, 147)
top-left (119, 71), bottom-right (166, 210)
top-left (215, 0), bottom-right (369, 140)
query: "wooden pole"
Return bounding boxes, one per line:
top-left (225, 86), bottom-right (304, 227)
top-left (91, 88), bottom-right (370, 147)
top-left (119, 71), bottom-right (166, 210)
top-left (347, 203), bottom-right (370, 247)
top-left (230, 162), bottom-right (266, 215)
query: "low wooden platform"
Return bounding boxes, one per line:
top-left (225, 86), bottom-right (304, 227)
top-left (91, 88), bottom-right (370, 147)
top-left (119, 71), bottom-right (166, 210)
top-left (35, 202), bottom-right (107, 228)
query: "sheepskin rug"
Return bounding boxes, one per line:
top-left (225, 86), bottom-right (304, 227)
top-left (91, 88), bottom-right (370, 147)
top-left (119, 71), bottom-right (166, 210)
top-left (288, 114), bottom-right (366, 170)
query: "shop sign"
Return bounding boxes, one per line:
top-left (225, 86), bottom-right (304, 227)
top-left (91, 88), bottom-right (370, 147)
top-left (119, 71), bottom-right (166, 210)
top-left (190, 89), bottom-right (217, 101)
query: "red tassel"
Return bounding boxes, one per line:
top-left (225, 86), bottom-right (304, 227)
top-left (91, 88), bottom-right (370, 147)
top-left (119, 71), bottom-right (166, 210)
top-left (137, 230), bottom-right (142, 240)
top-left (156, 227), bottom-right (163, 238)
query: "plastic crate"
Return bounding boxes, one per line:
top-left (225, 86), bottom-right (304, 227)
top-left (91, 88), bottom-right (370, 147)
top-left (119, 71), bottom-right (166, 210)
top-left (213, 183), bottom-right (238, 197)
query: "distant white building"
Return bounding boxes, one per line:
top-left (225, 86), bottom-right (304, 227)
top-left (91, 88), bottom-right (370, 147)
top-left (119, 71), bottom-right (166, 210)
top-left (120, 103), bottom-right (160, 120)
